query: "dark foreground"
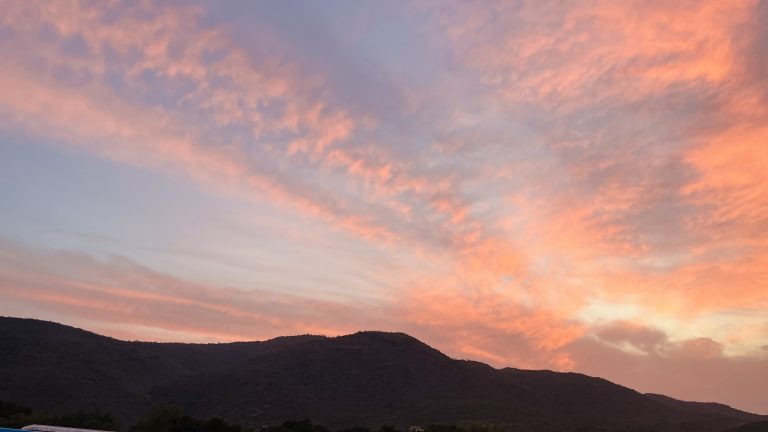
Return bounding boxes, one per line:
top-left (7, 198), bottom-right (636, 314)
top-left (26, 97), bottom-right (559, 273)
top-left (0, 318), bottom-right (765, 432)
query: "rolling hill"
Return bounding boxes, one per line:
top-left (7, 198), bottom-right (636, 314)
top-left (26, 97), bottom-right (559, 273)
top-left (0, 317), bottom-right (763, 431)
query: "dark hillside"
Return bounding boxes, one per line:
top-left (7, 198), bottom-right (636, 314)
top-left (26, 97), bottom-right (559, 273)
top-left (0, 317), bottom-right (763, 432)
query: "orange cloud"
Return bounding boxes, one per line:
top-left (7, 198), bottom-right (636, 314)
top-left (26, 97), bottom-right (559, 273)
top-left (568, 321), bottom-right (768, 413)
top-left (425, 0), bottom-right (768, 318)
top-left (0, 239), bottom-right (386, 341)
top-left (435, 0), bottom-right (753, 108)
top-left (0, 0), bottom-right (490, 257)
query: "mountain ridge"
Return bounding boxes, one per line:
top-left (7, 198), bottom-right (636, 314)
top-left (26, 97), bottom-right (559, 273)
top-left (0, 317), bottom-right (763, 432)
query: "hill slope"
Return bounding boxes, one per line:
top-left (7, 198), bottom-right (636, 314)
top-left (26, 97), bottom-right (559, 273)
top-left (0, 317), bottom-right (763, 431)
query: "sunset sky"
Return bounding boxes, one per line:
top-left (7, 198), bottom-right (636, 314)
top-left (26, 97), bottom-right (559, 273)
top-left (0, 0), bottom-right (766, 414)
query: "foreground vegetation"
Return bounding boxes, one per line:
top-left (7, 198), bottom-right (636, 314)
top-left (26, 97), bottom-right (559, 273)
top-left (0, 401), bottom-right (117, 430)
top-left (0, 401), bottom-right (505, 432)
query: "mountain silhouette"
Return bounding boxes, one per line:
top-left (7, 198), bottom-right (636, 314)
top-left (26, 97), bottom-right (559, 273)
top-left (0, 317), bottom-right (763, 431)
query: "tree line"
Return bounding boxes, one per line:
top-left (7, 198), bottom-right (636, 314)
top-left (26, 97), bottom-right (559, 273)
top-left (0, 401), bottom-right (505, 432)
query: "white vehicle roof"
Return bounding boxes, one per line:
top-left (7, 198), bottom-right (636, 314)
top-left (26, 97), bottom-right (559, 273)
top-left (21, 425), bottom-right (115, 432)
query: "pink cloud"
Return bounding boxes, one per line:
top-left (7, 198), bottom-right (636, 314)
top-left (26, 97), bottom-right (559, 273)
top-left (0, 239), bottom-right (386, 341)
top-left (567, 321), bottom-right (768, 414)
top-left (0, 0), bottom-right (492, 257)
top-left (2, 235), bottom-right (767, 412)
top-left (422, 0), bottom-right (768, 318)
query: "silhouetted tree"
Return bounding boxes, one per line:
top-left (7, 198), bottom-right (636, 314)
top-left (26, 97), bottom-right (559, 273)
top-left (204, 417), bottom-right (241, 432)
top-left (0, 401), bottom-right (33, 418)
top-left (337, 426), bottom-right (370, 432)
top-left (0, 401), bottom-right (117, 430)
top-left (129, 404), bottom-right (186, 432)
top-left (128, 404), bottom-right (239, 432)
top-left (39, 411), bottom-right (119, 431)
top-left (466, 424), bottom-right (504, 432)
top-left (425, 425), bottom-right (466, 432)
top-left (272, 419), bottom-right (328, 432)
top-left (0, 401), bottom-right (34, 428)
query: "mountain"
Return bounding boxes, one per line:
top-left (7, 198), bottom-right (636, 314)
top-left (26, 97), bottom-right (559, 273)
top-left (0, 317), bottom-right (763, 432)
top-left (719, 421), bottom-right (768, 432)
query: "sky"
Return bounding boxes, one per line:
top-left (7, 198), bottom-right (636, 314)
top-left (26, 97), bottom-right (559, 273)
top-left (0, 0), bottom-right (766, 414)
